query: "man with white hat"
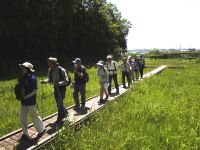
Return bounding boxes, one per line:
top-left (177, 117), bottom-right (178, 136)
top-left (106, 55), bottom-right (119, 94)
top-left (96, 60), bottom-right (109, 103)
top-left (17, 62), bottom-right (46, 141)
top-left (40, 57), bottom-right (69, 124)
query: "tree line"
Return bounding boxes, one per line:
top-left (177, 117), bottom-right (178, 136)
top-left (0, 0), bottom-right (131, 61)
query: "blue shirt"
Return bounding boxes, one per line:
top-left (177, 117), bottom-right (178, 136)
top-left (21, 73), bottom-right (37, 106)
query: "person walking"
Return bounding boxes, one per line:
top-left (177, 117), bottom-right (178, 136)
top-left (72, 58), bottom-right (88, 110)
top-left (127, 55), bottom-right (135, 83)
top-left (134, 57), bottom-right (140, 80)
top-left (120, 57), bottom-right (131, 88)
top-left (106, 55), bottom-right (119, 94)
top-left (96, 60), bottom-right (109, 103)
top-left (18, 62), bottom-right (46, 141)
top-left (139, 55), bottom-right (145, 78)
top-left (40, 57), bottom-right (69, 124)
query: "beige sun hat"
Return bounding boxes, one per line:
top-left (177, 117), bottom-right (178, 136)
top-left (128, 55), bottom-right (132, 60)
top-left (106, 55), bottom-right (112, 59)
top-left (19, 62), bottom-right (35, 72)
top-left (48, 57), bottom-right (59, 65)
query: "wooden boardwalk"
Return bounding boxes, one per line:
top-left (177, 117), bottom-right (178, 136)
top-left (0, 65), bottom-right (167, 150)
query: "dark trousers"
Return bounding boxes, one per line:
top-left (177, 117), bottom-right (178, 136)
top-left (140, 64), bottom-right (144, 78)
top-left (73, 84), bottom-right (86, 107)
top-left (122, 71), bottom-right (130, 87)
top-left (108, 74), bottom-right (119, 94)
top-left (54, 86), bottom-right (67, 119)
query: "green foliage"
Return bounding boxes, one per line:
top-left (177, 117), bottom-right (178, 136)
top-left (44, 59), bottom-right (200, 149)
top-left (0, 0), bottom-right (131, 60)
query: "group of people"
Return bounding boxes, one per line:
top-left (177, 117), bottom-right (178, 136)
top-left (16, 54), bottom-right (145, 141)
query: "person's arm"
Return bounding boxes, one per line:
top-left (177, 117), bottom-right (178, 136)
top-left (24, 75), bottom-right (37, 99)
top-left (24, 89), bottom-right (37, 99)
top-left (75, 67), bottom-right (85, 78)
top-left (114, 61), bottom-right (118, 69)
top-left (40, 69), bottom-right (51, 84)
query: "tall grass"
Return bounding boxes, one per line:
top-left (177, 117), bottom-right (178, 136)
top-left (44, 59), bottom-right (200, 149)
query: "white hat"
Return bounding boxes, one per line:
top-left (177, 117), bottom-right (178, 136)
top-left (19, 62), bottom-right (35, 72)
top-left (106, 55), bottom-right (112, 59)
top-left (48, 57), bottom-right (59, 65)
top-left (128, 55), bottom-right (132, 59)
top-left (96, 60), bottom-right (104, 66)
top-left (72, 58), bottom-right (81, 64)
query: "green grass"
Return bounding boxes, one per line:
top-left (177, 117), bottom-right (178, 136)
top-left (0, 61), bottom-right (153, 137)
top-left (43, 59), bottom-right (200, 149)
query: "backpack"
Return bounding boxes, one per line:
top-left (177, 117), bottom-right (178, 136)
top-left (85, 71), bottom-right (89, 82)
top-left (14, 83), bottom-right (24, 101)
top-left (49, 66), bottom-right (71, 86)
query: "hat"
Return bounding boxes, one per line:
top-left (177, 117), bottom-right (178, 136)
top-left (128, 55), bottom-right (132, 59)
top-left (96, 60), bottom-right (104, 66)
top-left (106, 55), bottom-right (112, 59)
top-left (122, 57), bottom-right (127, 61)
top-left (19, 62), bottom-right (35, 72)
top-left (48, 57), bottom-right (59, 65)
top-left (72, 58), bottom-right (81, 64)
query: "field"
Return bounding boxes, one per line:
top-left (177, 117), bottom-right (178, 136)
top-left (0, 60), bottom-right (152, 137)
top-left (42, 58), bottom-right (200, 149)
top-left (1, 58), bottom-right (199, 149)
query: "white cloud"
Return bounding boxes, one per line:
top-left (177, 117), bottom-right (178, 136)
top-left (107, 0), bottom-right (200, 49)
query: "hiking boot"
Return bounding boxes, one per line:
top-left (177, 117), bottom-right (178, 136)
top-left (98, 99), bottom-right (104, 103)
top-left (19, 134), bottom-right (30, 141)
top-left (37, 129), bottom-right (46, 138)
top-left (81, 105), bottom-right (86, 109)
top-left (73, 105), bottom-right (80, 110)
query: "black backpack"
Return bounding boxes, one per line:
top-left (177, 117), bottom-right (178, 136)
top-left (85, 71), bottom-right (89, 82)
top-left (81, 66), bottom-right (89, 82)
top-left (14, 83), bottom-right (24, 101)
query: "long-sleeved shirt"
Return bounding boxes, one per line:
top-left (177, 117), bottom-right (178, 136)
top-left (47, 66), bottom-right (69, 86)
top-left (121, 62), bottom-right (131, 72)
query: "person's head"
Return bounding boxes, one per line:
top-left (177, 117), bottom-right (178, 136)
top-left (96, 60), bottom-right (104, 68)
top-left (122, 57), bottom-right (127, 63)
top-left (72, 58), bottom-right (82, 68)
top-left (127, 55), bottom-right (132, 61)
top-left (106, 55), bottom-right (112, 63)
top-left (19, 62), bottom-right (35, 75)
top-left (48, 57), bottom-right (59, 69)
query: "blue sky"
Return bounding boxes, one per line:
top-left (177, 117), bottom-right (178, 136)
top-left (107, 0), bottom-right (200, 50)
